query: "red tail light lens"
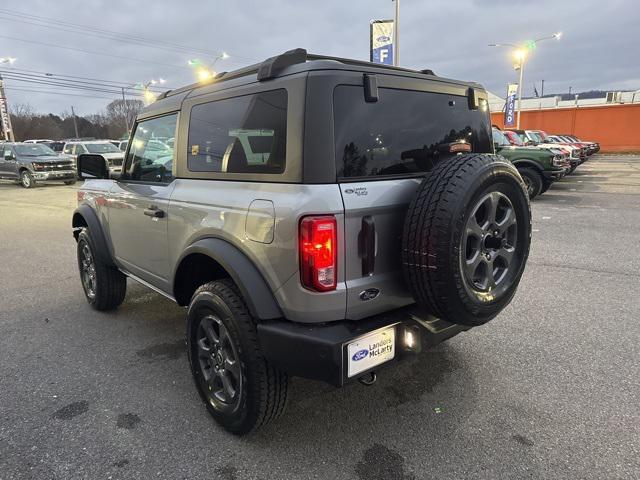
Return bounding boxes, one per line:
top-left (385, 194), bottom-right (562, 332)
top-left (299, 216), bottom-right (337, 292)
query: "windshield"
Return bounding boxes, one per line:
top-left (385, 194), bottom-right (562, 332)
top-left (492, 129), bottom-right (510, 146)
top-left (15, 144), bottom-right (56, 156)
top-left (528, 132), bottom-right (544, 143)
top-left (504, 131), bottom-right (524, 146)
top-left (85, 142), bottom-right (121, 153)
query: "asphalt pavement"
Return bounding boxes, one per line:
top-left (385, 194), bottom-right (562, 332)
top-left (0, 154), bottom-right (638, 480)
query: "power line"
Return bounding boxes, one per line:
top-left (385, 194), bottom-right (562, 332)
top-left (0, 8), bottom-right (259, 63)
top-left (0, 70), bottom-right (169, 94)
top-left (4, 86), bottom-right (126, 101)
top-left (0, 34), bottom-right (189, 70)
top-left (0, 72), bottom-right (148, 96)
top-left (3, 67), bottom-right (172, 91)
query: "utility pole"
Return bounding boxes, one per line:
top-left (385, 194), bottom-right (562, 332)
top-left (121, 87), bottom-right (129, 134)
top-left (0, 73), bottom-right (15, 142)
top-left (541, 79), bottom-right (545, 97)
top-left (393, 0), bottom-right (400, 66)
top-left (71, 105), bottom-right (79, 138)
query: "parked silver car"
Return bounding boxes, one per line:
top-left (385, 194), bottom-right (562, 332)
top-left (63, 140), bottom-right (125, 174)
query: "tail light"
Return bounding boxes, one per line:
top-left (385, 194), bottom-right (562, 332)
top-left (299, 216), bottom-right (337, 292)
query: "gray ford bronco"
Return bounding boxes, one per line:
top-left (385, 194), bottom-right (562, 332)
top-left (72, 49), bottom-right (532, 434)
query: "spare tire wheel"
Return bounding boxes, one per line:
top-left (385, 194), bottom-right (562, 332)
top-left (402, 154), bottom-right (531, 326)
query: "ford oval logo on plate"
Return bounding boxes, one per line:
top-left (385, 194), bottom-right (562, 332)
top-left (352, 349), bottom-right (369, 361)
top-left (359, 288), bottom-right (380, 301)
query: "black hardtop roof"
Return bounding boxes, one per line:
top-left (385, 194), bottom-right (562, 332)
top-left (142, 48), bottom-right (484, 115)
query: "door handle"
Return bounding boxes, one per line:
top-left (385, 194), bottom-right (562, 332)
top-left (143, 206), bottom-right (165, 218)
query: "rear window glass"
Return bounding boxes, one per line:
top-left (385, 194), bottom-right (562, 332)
top-left (187, 89), bottom-right (287, 174)
top-left (334, 86), bottom-right (492, 178)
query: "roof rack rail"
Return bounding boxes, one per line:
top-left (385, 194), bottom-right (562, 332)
top-left (257, 48), bottom-right (308, 81)
top-left (158, 49), bottom-right (437, 98)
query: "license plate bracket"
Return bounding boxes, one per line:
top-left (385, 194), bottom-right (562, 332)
top-left (346, 326), bottom-right (396, 378)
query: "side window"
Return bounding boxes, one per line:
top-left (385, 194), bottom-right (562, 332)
top-left (76, 144), bottom-right (87, 154)
top-left (125, 113), bottom-right (177, 183)
top-left (187, 89), bottom-right (287, 174)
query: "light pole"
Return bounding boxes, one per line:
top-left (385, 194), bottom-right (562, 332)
top-left (393, 0), bottom-right (400, 66)
top-left (0, 56), bottom-right (17, 142)
top-left (489, 33), bottom-right (562, 129)
top-left (188, 52), bottom-right (229, 82)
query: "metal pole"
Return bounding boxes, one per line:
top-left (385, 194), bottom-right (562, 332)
top-left (71, 105), bottom-right (79, 138)
top-left (0, 73), bottom-right (15, 141)
top-left (394, 0), bottom-right (400, 66)
top-left (516, 58), bottom-right (524, 129)
top-left (541, 79), bottom-right (544, 97)
top-left (121, 87), bottom-right (129, 134)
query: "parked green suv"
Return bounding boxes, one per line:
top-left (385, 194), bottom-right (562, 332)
top-left (492, 128), bottom-right (567, 199)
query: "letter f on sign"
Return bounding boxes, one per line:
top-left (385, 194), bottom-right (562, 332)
top-left (380, 49), bottom-right (388, 63)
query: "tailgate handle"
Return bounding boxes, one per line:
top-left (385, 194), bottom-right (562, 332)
top-left (359, 216), bottom-right (376, 276)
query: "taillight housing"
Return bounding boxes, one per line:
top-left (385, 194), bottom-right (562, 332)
top-left (299, 215), bottom-right (337, 292)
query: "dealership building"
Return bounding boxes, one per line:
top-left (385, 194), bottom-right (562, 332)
top-left (489, 90), bottom-right (640, 152)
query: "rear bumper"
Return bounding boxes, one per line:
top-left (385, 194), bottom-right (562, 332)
top-left (257, 304), bottom-right (469, 387)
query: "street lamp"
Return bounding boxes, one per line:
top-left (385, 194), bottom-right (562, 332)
top-left (188, 52), bottom-right (229, 83)
top-left (489, 33), bottom-right (562, 128)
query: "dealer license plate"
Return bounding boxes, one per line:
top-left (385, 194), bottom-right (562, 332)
top-left (347, 326), bottom-right (395, 378)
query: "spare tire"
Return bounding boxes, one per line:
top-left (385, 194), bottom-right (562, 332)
top-left (402, 154), bottom-right (531, 326)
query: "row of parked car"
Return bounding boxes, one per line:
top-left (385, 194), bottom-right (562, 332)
top-left (492, 127), bottom-right (600, 199)
top-left (2, 130), bottom-right (598, 197)
top-left (0, 138), bottom-right (128, 188)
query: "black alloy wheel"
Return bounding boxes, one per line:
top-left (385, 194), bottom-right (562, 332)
top-left (195, 313), bottom-right (243, 413)
top-left (461, 191), bottom-right (518, 299)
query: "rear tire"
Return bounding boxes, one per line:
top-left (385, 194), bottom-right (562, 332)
top-left (540, 179), bottom-right (552, 194)
top-left (187, 279), bottom-right (288, 434)
top-left (518, 167), bottom-right (542, 199)
top-left (402, 154), bottom-right (531, 327)
top-left (77, 229), bottom-right (126, 311)
top-left (20, 171), bottom-right (35, 188)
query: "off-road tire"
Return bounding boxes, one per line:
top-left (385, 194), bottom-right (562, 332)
top-left (64, 179), bottom-right (77, 185)
top-left (20, 170), bottom-right (35, 188)
top-left (402, 154), bottom-right (531, 327)
top-left (76, 229), bottom-right (126, 311)
top-left (187, 279), bottom-right (288, 435)
top-left (518, 167), bottom-right (543, 199)
top-left (540, 178), bottom-right (552, 194)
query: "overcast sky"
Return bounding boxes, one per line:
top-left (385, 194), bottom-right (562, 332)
top-left (1, 0), bottom-right (638, 115)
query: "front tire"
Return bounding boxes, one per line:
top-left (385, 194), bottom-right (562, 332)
top-left (77, 229), bottom-right (126, 310)
top-left (518, 167), bottom-right (543, 199)
top-left (187, 279), bottom-right (288, 434)
top-left (64, 179), bottom-right (77, 185)
top-left (20, 171), bottom-right (35, 188)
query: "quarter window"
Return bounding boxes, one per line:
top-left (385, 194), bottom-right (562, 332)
top-left (187, 89), bottom-right (287, 174)
top-left (124, 113), bottom-right (177, 183)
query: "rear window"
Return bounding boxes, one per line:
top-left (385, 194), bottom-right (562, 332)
top-left (187, 89), bottom-right (287, 174)
top-left (334, 86), bottom-right (492, 179)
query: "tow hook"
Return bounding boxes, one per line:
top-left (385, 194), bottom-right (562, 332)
top-left (358, 371), bottom-right (377, 386)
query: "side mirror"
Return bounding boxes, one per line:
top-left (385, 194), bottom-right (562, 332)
top-left (4, 151), bottom-right (14, 160)
top-left (77, 154), bottom-right (109, 180)
top-left (493, 142), bottom-right (501, 151)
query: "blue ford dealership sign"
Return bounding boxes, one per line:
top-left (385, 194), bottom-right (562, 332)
top-left (504, 83), bottom-right (518, 127)
top-left (370, 20), bottom-right (394, 65)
